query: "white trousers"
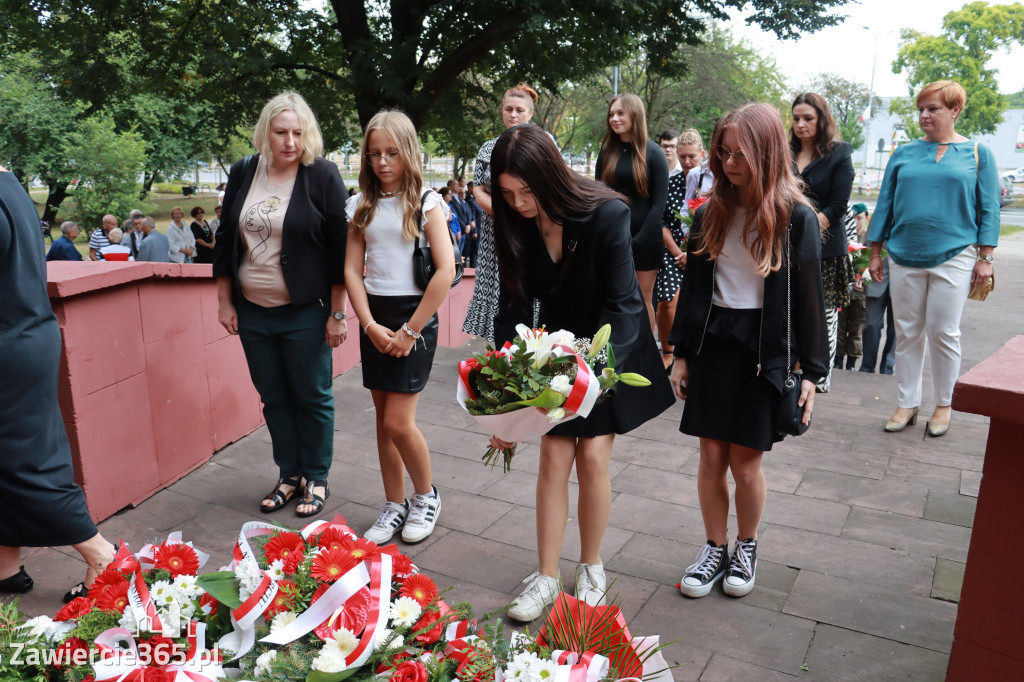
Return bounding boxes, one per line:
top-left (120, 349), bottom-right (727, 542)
top-left (889, 246), bottom-right (975, 408)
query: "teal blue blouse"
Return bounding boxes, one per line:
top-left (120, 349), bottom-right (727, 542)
top-left (868, 139), bottom-right (999, 268)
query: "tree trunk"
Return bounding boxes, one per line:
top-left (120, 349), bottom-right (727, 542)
top-left (140, 170), bottom-right (155, 200)
top-left (42, 181), bottom-right (70, 225)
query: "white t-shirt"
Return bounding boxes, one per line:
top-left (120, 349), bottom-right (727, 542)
top-left (346, 190), bottom-right (444, 296)
top-left (712, 210), bottom-right (765, 309)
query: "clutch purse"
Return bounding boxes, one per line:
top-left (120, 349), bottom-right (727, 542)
top-left (775, 370), bottom-right (810, 437)
top-left (967, 275), bottom-right (994, 302)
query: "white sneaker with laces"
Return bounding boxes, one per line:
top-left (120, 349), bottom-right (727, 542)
top-left (723, 537), bottom-right (758, 597)
top-left (575, 563), bottom-right (607, 606)
top-left (508, 571), bottom-right (560, 622)
top-left (364, 500), bottom-right (409, 545)
top-left (401, 486), bottom-right (441, 543)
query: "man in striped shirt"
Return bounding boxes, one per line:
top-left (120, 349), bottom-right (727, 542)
top-left (88, 214), bottom-right (119, 261)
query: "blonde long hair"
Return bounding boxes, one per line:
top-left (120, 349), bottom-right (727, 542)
top-left (350, 110), bottom-right (425, 241)
top-left (599, 93), bottom-right (650, 197)
top-left (695, 103), bottom-right (810, 277)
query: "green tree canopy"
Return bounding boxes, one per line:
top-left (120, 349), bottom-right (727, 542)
top-left (892, 1), bottom-right (1024, 137)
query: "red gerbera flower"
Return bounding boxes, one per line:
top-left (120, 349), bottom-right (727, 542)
top-left (55, 596), bottom-right (94, 622)
top-left (94, 581), bottom-right (131, 613)
top-left (91, 568), bottom-right (129, 591)
top-left (338, 537), bottom-right (380, 564)
top-left (264, 532), bottom-right (306, 564)
top-left (153, 542), bottom-right (200, 577)
top-left (264, 580), bottom-right (297, 618)
top-left (398, 573), bottom-right (438, 607)
top-left (391, 553), bottom-right (415, 577)
top-left (316, 527), bottom-right (351, 552)
top-left (688, 196), bottom-right (709, 212)
top-left (310, 548), bottom-right (358, 583)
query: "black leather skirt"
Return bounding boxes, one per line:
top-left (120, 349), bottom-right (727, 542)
top-left (359, 294), bottom-right (438, 393)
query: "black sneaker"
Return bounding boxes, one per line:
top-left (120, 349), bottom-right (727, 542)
top-left (679, 541), bottom-right (728, 598)
top-left (723, 537), bottom-right (758, 597)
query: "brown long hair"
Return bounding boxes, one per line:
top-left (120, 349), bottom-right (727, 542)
top-left (599, 93), bottom-right (650, 197)
top-left (491, 125), bottom-right (625, 303)
top-left (789, 92), bottom-right (841, 159)
top-left (350, 110), bottom-right (424, 241)
top-left (696, 103), bottom-right (810, 277)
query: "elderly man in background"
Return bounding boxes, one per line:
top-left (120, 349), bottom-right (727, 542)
top-left (122, 209), bottom-right (145, 258)
top-left (88, 214), bottom-right (118, 261)
top-left (136, 216), bottom-right (170, 263)
top-left (46, 221), bottom-right (83, 261)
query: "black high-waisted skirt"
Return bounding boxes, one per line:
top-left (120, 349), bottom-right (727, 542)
top-left (359, 294), bottom-right (438, 393)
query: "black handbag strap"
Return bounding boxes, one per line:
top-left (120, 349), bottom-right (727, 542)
top-left (414, 189), bottom-right (457, 247)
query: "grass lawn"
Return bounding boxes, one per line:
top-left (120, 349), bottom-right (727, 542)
top-left (1000, 224), bottom-right (1023, 237)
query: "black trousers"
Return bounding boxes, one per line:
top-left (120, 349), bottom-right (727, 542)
top-left (860, 290), bottom-right (896, 374)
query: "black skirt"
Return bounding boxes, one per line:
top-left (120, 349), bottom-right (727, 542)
top-left (359, 294), bottom-right (438, 393)
top-left (680, 307), bottom-right (783, 452)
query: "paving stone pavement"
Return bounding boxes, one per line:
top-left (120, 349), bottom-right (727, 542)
top-left (12, 235), bottom-right (1024, 680)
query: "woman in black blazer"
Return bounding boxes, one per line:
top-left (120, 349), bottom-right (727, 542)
top-left (595, 93), bottom-right (669, 333)
top-left (490, 125), bottom-right (674, 622)
top-left (213, 92), bottom-right (348, 518)
top-left (791, 92), bottom-right (855, 392)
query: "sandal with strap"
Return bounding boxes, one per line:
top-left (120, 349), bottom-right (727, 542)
top-left (296, 479), bottom-right (329, 518)
top-left (261, 476), bottom-right (302, 513)
top-left (63, 542), bottom-right (120, 603)
top-left (0, 566), bottom-right (34, 595)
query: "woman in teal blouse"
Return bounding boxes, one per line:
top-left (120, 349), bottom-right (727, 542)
top-left (868, 80), bottom-right (998, 437)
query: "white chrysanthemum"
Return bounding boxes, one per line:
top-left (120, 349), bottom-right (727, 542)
top-left (322, 627), bottom-right (359, 658)
top-left (118, 608), bottom-right (140, 634)
top-left (374, 627), bottom-right (404, 652)
top-left (172, 574), bottom-right (202, 600)
top-left (311, 646), bottom-right (347, 673)
top-left (178, 599), bottom-right (197, 621)
top-left (254, 650), bottom-right (278, 677)
top-left (534, 657), bottom-right (558, 680)
top-left (269, 611), bottom-right (298, 634)
top-left (234, 558), bottom-right (262, 600)
top-left (150, 580), bottom-right (179, 603)
top-left (389, 596), bottom-right (422, 627)
top-left (18, 616), bottom-right (54, 643)
top-left (45, 620), bottom-right (75, 643)
top-left (267, 559), bottom-right (286, 581)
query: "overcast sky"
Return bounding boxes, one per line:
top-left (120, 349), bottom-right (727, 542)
top-left (727, 0), bottom-right (1024, 98)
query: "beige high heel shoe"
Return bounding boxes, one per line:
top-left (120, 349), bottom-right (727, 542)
top-left (884, 407), bottom-right (919, 432)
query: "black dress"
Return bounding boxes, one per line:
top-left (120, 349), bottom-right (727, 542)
top-left (493, 200), bottom-right (675, 437)
top-left (0, 172), bottom-right (98, 547)
top-left (190, 219), bottom-right (215, 264)
top-left (596, 139), bottom-right (669, 271)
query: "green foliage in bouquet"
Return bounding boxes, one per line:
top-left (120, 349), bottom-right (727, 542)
top-left (0, 600), bottom-right (47, 682)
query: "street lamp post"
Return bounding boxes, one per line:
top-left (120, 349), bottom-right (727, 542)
top-left (863, 26), bottom-right (878, 185)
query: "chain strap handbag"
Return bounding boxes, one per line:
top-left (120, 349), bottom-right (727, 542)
top-left (774, 223), bottom-right (811, 437)
top-left (412, 190), bottom-right (464, 290)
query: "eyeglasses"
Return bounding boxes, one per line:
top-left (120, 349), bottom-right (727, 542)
top-left (716, 147), bottom-right (747, 163)
top-left (365, 151), bottom-right (401, 163)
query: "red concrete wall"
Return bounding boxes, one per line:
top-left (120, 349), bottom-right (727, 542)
top-left (47, 262), bottom-right (477, 522)
top-left (948, 335), bottom-right (1024, 679)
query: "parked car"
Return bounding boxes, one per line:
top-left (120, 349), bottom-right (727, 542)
top-left (1001, 166), bottom-right (1024, 182)
top-left (1000, 176), bottom-right (1014, 207)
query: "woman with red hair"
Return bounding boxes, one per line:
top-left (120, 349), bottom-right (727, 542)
top-left (669, 103), bottom-right (828, 598)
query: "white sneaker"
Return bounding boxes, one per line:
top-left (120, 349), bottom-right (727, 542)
top-left (364, 500), bottom-right (408, 545)
top-left (401, 486), bottom-right (441, 544)
top-left (508, 571), bottom-right (560, 622)
top-left (575, 563), bottom-right (607, 606)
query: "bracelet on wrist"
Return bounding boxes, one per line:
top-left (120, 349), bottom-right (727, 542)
top-left (869, 255), bottom-right (882, 261)
top-left (401, 322), bottom-right (422, 340)
top-left (364, 320), bottom-right (377, 334)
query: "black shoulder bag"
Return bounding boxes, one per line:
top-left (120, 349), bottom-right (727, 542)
top-left (412, 191), bottom-right (464, 290)
top-left (774, 224), bottom-right (810, 436)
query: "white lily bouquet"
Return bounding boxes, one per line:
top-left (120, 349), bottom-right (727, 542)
top-left (456, 324), bottom-right (650, 471)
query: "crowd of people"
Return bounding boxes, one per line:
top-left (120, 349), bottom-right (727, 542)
top-left (45, 205), bottom-right (223, 264)
top-left (1, 79), bottom-right (999, 623)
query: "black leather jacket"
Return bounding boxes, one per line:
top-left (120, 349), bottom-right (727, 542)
top-left (669, 202), bottom-right (829, 391)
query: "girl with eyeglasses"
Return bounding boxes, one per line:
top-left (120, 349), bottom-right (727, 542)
top-left (669, 103), bottom-right (828, 599)
top-left (345, 110), bottom-right (455, 546)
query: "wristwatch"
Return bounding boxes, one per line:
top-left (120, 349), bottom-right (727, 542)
top-left (331, 310), bottom-right (347, 320)
top-left (977, 254), bottom-right (994, 264)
